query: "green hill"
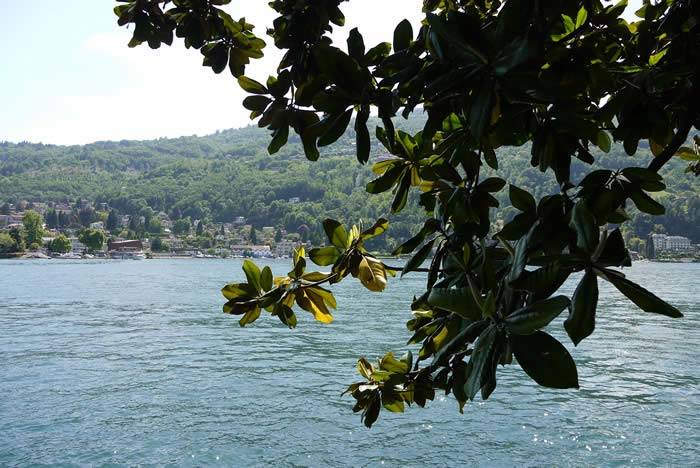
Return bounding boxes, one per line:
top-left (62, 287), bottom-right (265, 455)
top-left (1, 116), bottom-right (699, 250)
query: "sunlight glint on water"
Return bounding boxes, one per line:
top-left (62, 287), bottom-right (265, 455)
top-left (0, 259), bottom-right (698, 466)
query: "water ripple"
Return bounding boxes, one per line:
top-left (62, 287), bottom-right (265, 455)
top-left (0, 259), bottom-right (698, 466)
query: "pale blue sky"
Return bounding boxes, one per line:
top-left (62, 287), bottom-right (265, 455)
top-left (1, 0), bottom-right (642, 145)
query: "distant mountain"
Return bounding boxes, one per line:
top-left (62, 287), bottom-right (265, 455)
top-left (1, 115), bottom-right (698, 249)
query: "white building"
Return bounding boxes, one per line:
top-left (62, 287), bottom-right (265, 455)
top-left (229, 244), bottom-right (272, 258)
top-left (651, 233), bottom-right (692, 252)
top-left (275, 240), bottom-right (300, 258)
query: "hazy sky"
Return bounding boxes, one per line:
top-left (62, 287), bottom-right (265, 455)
top-left (1, 1), bottom-right (642, 145)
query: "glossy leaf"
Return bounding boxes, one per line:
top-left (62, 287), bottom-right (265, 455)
top-left (323, 219), bottom-right (349, 249)
top-left (505, 296), bottom-right (571, 335)
top-left (569, 201), bottom-right (598, 254)
top-left (427, 288), bottom-right (481, 321)
top-left (605, 273), bottom-right (683, 318)
top-left (393, 19), bottom-right (413, 52)
top-left (464, 325), bottom-right (499, 400)
top-left (512, 331), bottom-right (579, 389)
top-left (242, 259), bottom-right (262, 293)
top-left (565, 269), bottom-right (598, 345)
top-left (237, 76), bottom-right (268, 94)
top-left (309, 246), bottom-right (342, 266)
top-left (402, 239), bottom-right (435, 277)
top-left (509, 185), bottom-right (536, 212)
top-left (318, 109), bottom-right (353, 147)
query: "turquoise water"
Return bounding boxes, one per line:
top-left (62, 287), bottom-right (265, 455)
top-left (0, 259), bottom-right (698, 466)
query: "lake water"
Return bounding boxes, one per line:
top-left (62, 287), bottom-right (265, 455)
top-left (0, 259), bottom-right (698, 466)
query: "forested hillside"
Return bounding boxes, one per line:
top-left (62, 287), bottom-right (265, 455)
top-left (1, 115), bottom-right (699, 250)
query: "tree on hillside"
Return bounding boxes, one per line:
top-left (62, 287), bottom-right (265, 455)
top-left (57, 211), bottom-right (70, 228)
top-left (0, 233), bottom-right (18, 254)
top-left (196, 220), bottom-right (204, 236)
top-left (79, 207), bottom-right (97, 227)
top-left (47, 235), bottom-right (72, 254)
top-left (653, 224), bottom-right (668, 234)
top-left (0, 203), bottom-right (10, 215)
top-left (22, 210), bottom-right (43, 248)
top-left (249, 226), bottom-right (257, 245)
top-left (45, 209), bottom-right (59, 229)
top-left (78, 229), bottom-right (106, 253)
top-left (117, 0), bottom-right (699, 427)
top-left (106, 210), bottom-right (120, 232)
top-left (8, 227), bottom-right (25, 253)
top-left (151, 237), bottom-right (169, 252)
top-left (172, 217), bottom-right (191, 235)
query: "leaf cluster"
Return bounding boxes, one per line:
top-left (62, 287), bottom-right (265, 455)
top-left (117, 0), bottom-right (698, 427)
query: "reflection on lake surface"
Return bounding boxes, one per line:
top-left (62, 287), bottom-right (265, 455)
top-left (0, 259), bottom-right (698, 466)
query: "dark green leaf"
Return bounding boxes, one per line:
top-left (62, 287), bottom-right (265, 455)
top-left (509, 185), bottom-right (536, 212)
top-left (595, 229), bottom-right (631, 267)
top-left (242, 95), bottom-right (271, 111)
top-left (239, 307), bottom-right (261, 327)
top-left (629, 190), bottom-right (665, 215)
top-left (323, 219), bottom-right (349, 249)
top-left (565, 269), bottom-right (598, 345)
top-left (478, 177), bottom-right (506, 193)
top-left (309, 246), bottom-right (342, 266)
top-left (260, 266), bottom-right (273, 292)
top-left (604, 272), bottom-right (682, 318)
top-left (355, 107), bottom-right (371, 164)
top-left (393, 19), bottom-right (413, 51)
top-left (392, 219), bottom-right (438, 255)
top-left (391, 171), bottom-right (411, 213)
top-left (242, 259), bottom-right (262, 293)
top-left (402, 239), bottom-right (435, 277)
top-left (268, 125), bottom-right (289, 155)
top-left (347, 28), bottom-right (365, 60)
top-left (381, 389), bottom-right (405, 413)
top-left (367, 166), bottom-right (404, 194)
top-left (505, 296), bottom-right (571, 335)
top-left (512, 331), bottom-right (579, 389)
top-left (237, 76), bottom-right (268, 94)
top-left (569, 201), bottom-right (598, 254)
top-left (427, 288), bottom-right (481, 321)
top-left (464, 325), bottom-right (499, 400)
top-left (318, 109), bottom-right (353, 147)
top-left (360, 218), bottom-right (389, 240)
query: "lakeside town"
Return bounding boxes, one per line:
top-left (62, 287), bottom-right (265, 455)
top-left (2, 198), bottom-right (700, 262)
top-left (0, 200), bottom-right (308, 260)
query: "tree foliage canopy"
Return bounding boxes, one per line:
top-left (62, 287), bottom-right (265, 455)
top-left (116, 0), bottom-right (699, 427)
top-left (78, 229), bottom-right (106, 252)
top-left (47, 234), bottom-right (72, 254)
top-left (22, 210), bottom-right (44, 248)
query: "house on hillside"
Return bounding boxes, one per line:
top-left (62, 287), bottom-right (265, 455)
top-left (229, 244), bottom-right (272, 258)
top-left (650, 233), bottom-right (692, 252)
top-left (108, 240), bottom-right (144, 251)
top-left (275, 240), bottom-right (300, 258)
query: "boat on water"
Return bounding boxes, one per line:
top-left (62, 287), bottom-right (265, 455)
top-left (109, 249), bottom-right (146, 260)
top-left (57, 252), bottom-right (82, 260)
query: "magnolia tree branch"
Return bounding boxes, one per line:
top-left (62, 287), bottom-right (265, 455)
top-left (648, 116), bottom-right (695, 173)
